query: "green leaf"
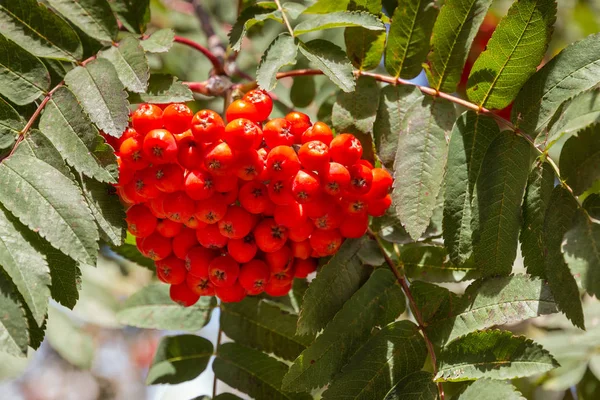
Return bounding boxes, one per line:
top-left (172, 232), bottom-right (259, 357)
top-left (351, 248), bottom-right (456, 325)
top-left (0, 35), bottom-right (50, 105)
top-left (147, 334), bottom-right (213, 385)
top-left (39, 86), bottom-right (117, 183)
top-left (345, 28), bottom-right (385, 71)
top-left (282, 3), bottom-right (306, 19)
top-left (401, 244), bottom-right (479, 282)
top-left (290, 76), bottom-right (316, 108)
top-left (15, 129), bottom-right (72, 178)
top-left (584, 194), bottom-right (600, 219)
top-left (45, 246), bottom-right (80, 309)
top-left (221, 297), bottom-right (312, 361)
top-left (539, 89), bottom-right (600, 149)
top-left (0, 268), bottom-right (29, 357)
top-left (229, 2), bottom-right (280, 51)
top-left (357, 238), bottom-right (385, 266)
top-left (297, 237), bottom-right (371, 336)
top-left (304, 0), bottom-right (351, 14)
top-left (384, 372), bottom-right (437, 400)
top-left (559, 126), bottom-right (600, 195)
top-left (215, 342), bottom-right (311, 400)
top-left (257, 34), bottom-right (298, 91)
top-left (0, 205), bottom-right (50, 326)
top-left (512, 33), bottom-right (600, 135)
top-left (426, 0), bottom-right (494, 92)
top-left (384, 1), bottom-right (438, 79)
top-left (109, 242), bottom-right (154, 270)
top-left (79, 177), bottom-right (125, 246)
top-left (520, 161), bottom-right (555, 278)
top-left (117, 283), bottom-right (216, 331)
top-left (392, 97), bottom-right (455, 240)
top-left (283, 269), bottom-right (406, 392)
top-left (46, 0), bottom-right (118, 43)
top-left (436, 330), bottom-right (558, 381)
top-left (298, 39), bottom-right (355, 92)
top-left (373, 85), bottom-right (423, 168)
top-left (0, 0), bottom-right (83, 61)
top-left (0, 154), bottom-right (99, 265)
top-left (466, 0), bottom-right (556, 109)
top-left (457, 379), bottom-right (526, 400)
top-left (128, 74), bottom-right (193, 104)
top-left (99, 37), bottom-right (149, 93)
top-left (563, 213), bottom-right (600, 298)
top-left (332, 76), bottom-right (380, 163)
top-left (141, 29), bottom-right (175, 53)
top-left (294, 11), bottom-right (384, 36)
top-left (543, 186), bottom-right (584, 329)
top-left (321, 321), bottom-right (427, 400)
top-left (424, 275), bottom-right (557, 346)
top-left (473, 132), bottom-right (531, 277)
top-left (108, 0), bottom-right (150, 34)
top-left (46, 306), bottom-right (94, 369)
top-left (443, 111), bottom-right (501, 266)
top-left (0, 97), bottom-right (24, 152)
top-left (214, 395), bottom-right (244, 400)
top-left (65, 58), bottom-right (129, 138)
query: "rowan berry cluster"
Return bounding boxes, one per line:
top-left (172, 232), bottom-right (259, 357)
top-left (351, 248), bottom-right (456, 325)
top-left (108, 90), bottom-right (393, 306)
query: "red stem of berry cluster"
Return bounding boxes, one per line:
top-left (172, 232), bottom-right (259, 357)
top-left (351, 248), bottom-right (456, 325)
top-left (174, 35), bottom-right (225, 75)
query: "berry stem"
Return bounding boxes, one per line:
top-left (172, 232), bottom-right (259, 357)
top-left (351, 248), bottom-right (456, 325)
top-left (212, 326), bottom-right (223, 397)
top-left (368, 229), bottom-right (445, 400)
top-left (174, 35), bottom-right (225, 75)
top-left (274, 0), bottom-right (295, 38)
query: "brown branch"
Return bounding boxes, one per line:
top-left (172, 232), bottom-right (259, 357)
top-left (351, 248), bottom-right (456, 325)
top-left (368, 229), bottom-right (445, 400)
top-left (192, 0), bottom-right (226, 62)
top-left (174, 35), bottom-right (224, 75)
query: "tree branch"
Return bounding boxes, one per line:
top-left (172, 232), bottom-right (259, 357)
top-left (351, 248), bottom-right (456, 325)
top-left (173, 35), bottom-right (225, 75)
top-left (192, 0), bottom-right (226, 62)
top-left (212, 327), bottom-right (223, 398)
top-left (273, 0), bottom-right (295, 37)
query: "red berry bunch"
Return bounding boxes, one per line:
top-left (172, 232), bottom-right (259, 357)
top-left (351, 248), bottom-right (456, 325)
top-left (108, 90), bottom-right (393, 307)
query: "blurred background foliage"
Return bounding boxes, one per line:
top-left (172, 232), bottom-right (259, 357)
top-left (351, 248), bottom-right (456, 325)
top-left (1, 0), bottom-right (600, 399)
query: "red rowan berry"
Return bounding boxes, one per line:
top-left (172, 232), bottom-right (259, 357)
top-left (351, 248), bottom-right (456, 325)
top-left (186, 273), bottom-right (215, 296)
top-left (152, 164), bottom-right (184, 193)
top-left (302, 194), bottom-right (335, 218)
top-left (170, 282), bottom-right (199, 307)
top-left (224, 118), bottom-right (261, 150)
top-left (243, 89), bottom-right (273, 121)
top-left (266, 146), bottom-right (300, 179)
top-left (183, 215), bottom-right (206, 230)
top-left (298, 140), bottom-right (329, 171)
top-left (239, 181), bottom-right (270, 214)
top-left (348, 163), bottom-right (373, 195)
top-left (196, 223), bottom-right (229, 249)
top-left (301, 121), bottom-right (333, 145)
top-left (330, 134), bottom-right (363, 166)
top-left (186, 246), bottom-right (217, 277)
top-left (268, 178), bottom-right (295, 206)
top-left (132, 104), bottom-right (163, 135)
top-left (291, 240), bottom-right (312, 260)
top-left (163, 103), bottom-right (193, 134)
top-left (321, 162), bottom-right (350, 196)
top-left (312, 207), bottom-right (343, 230)
top-left (116, 156), bottom-right (134, 187)
top-left (191, 109), bottom-right (225, 143)
top-left (227, 233), bottom-right (258, 264)
top-left (310, 229), bottom-right (343, 256)
top-left (126, 204), bottom-right (157, 237)
top-left (172, 227), bottom-right (198, 259)
top-left (264, 280), bottom-right (292, 297)
top-left (132, 169), bottom-right (161, 199)
top-left (357, 159), bottom-right (374, 169)
top-left (156, 256), bottom-right (187, 284)
top-left (204, 141), bottom-right (234, 176)
top-left (271, 267), bottom-right (295, 287)
top-left (195, 197), bottom-right (228, 224)
top-left (217, 183), bottom-right (239, 204)
top-left (178, 136), bottom-right (205, 170)
top-left (208, 255), bottom-right (240, 287)
top-left (120, 136), bottom-right (150, 170)
top-left (121, 181), bottom-right (145, 204)
top-left (116, 127), bottom-right (141, 148)
top-left (156, 218), bottom-right (183, 238)
top-left (143, 129), bottom-right (178, 164)
top-left (218, 206), bottom-right (254, 239)
top-left (288, 219), bottom-right (314, 242)
top-left (212, 175), bottom-right (238, 193)
top-left (184, 170), bottom-right (215, 201)
top-left (285, 111), bottom-right (311, 141)
top-left (367, 168), bottom-right (393, 200)
top-left (294, 258), bottom-right (317, 278)
top-left (292, 170), bottom-right (321, 204)
top-left (215, 281), bottom-right (247, 303)
top-left (262, 199), bottom-right (276, 216)
top-left (274, 202), bottom-right (306, 228)
top-left (148, 195), bottom-right (168, 219)
top-left (340, 213), bottom-right (369, 238)
top-left (226, 99), bottom-right (259, 122)
top-left (141, 232), bottom-right (172, 260)
top-left (254, 218), bottom-right (288, 253)
top-left (163, 191), bottom-right (196, 222)
top-left (341, 197), bottom-right (368, 215)
top-left (367, 194), bottom-right (392, 217)
top-left (238, 259), bottom-right (270, 294)
top-left (265, 245), bottom-right (293, 272)
top-left (263, 118), bottom-right (294, 148)
top-left (235, 149), bottom-right (265, 181)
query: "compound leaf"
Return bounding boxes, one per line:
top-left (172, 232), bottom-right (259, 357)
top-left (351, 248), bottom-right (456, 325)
top-left (99, 36), bottom-right (149, 93)
top-left (294, 11), bottom-right (385, 36)
top-left (46, 0), bottom-right (118, 43)
top-left (257, 34), bottom-right (298, 91)
top-left (147, 334), bottom-right (213, 384)
top-left (299, 39), bottom-right (355, 92)
top-left (559, 126), bottom-right (600, 195)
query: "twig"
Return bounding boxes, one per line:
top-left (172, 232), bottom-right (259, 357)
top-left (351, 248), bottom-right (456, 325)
top-left (212, 327), bottom-right (223, 398)
top-left (173, 35), bottom-right (224, 75)
top-left (192, 0), bottom-right (226, 62)
top-left (368, 229), bottom-right (445, 400)
top-left (274, 0), bottom-right (294, 37)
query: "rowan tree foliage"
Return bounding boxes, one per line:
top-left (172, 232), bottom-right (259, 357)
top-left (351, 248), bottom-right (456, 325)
top-left (1, 0), bottom-right (600, 398)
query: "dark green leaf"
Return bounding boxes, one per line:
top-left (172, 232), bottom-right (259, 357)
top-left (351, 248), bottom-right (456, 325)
top-left (443, 111), bottom-right (500, 265)
top-left (345, 28), bottom-right (385, 71)
top-left (99, 37), bottom-right (149, 93)
top-left (584, 194), bottom-right (600, 219)
top-left (24, 304), bottom-right (46, 350)
top-left (384, 0), bottom-right (438, 79)
top-left (229, 2), bottom-right (280, 51)
top-left (294, 11), bottom-right (385, 36)
top-left (221, 297), bottom-right (312, 361)
top-left (436, 330), bottom-right (558, 381)
top-left (426, 0), bottom-right (494, 92)
top-left (559, 126), bottom-right (600, 195)
top-left (214, 395), bottom-right (244, 400)
top-left (15, 129), bottom-right (72, 178)
top-left (147, 334), bottom-right (213, 384)
top-left (141, 29), bottom-right (175, 53)
top-left (46, 0), bottom-right (118, 42)
top-left (457, 379), bottom-right (526, 400)
top-left (0, 154), bottom-right (99, 265)
top-left (46, 306), bottom-right (94, 369)
top-left (357, 238), bottom-right (385, 266)
top-left (42, 58), bottom-right (67, 87)
top-left (411, 280), bottom-right (455, 322)
top-left (79, 176), bottom-right (125, 246)
top-left (45, 246), bottom-right (80, 309)
top-left (298, 39), bottom-right (355, 92)
top-left (402, 245), bottom-right (479, 282)
top-left (109, 242), bottom-right (154, 269)
top-left (332, 76), bottom-right (380, 163)
top-left (543, 186), bottom-right (584, 329)
top-left (290, 75), bottom-right (316, 108)
top-left (0, 35), bottom-right (50, 105)
top-left (424, 275), bottom-right (557, 346)
top-left (322, 321), bottom-right (427, 400)
top-left (466, 0), bottom-right (556, 109)
top-left (40, 86), bottom-right (117, 183)
top-left (520, 161), bottom-right (554, 278)
top-left (214, 342), bottom-right (311, 400)
top-left (512, 33), bottom-right (600, 136)
top-left (384, 371), bottom-right (438, 400)
top-left (128, 74), bottom-right (193, 104)
top-left (563, 213), bottom-right (600, 298)
top-left (283, 269), bottom-right (406, 392)
top-left (0, 97), bottom-right (24, 152)
top-left (304, 0), bottom-right (351, 13)
top-left (108, 0), bottom-right (150, 34)
top-left (392, 97), bottom-right (455, 240)
top-left (65, 58), bottom-right (129, 137)
top-left (117, 283), bottom-right (216, 331)
top-left (473, 132), bottom-right (531, 277)
top-left (257, 34), bottom-right (297, 91)
top-left (297, 237), bottom-right (371, 336)
top-left (373, 85), bottom-right (422, 168)
top-left (0, 271), bottom-right (28, 357)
